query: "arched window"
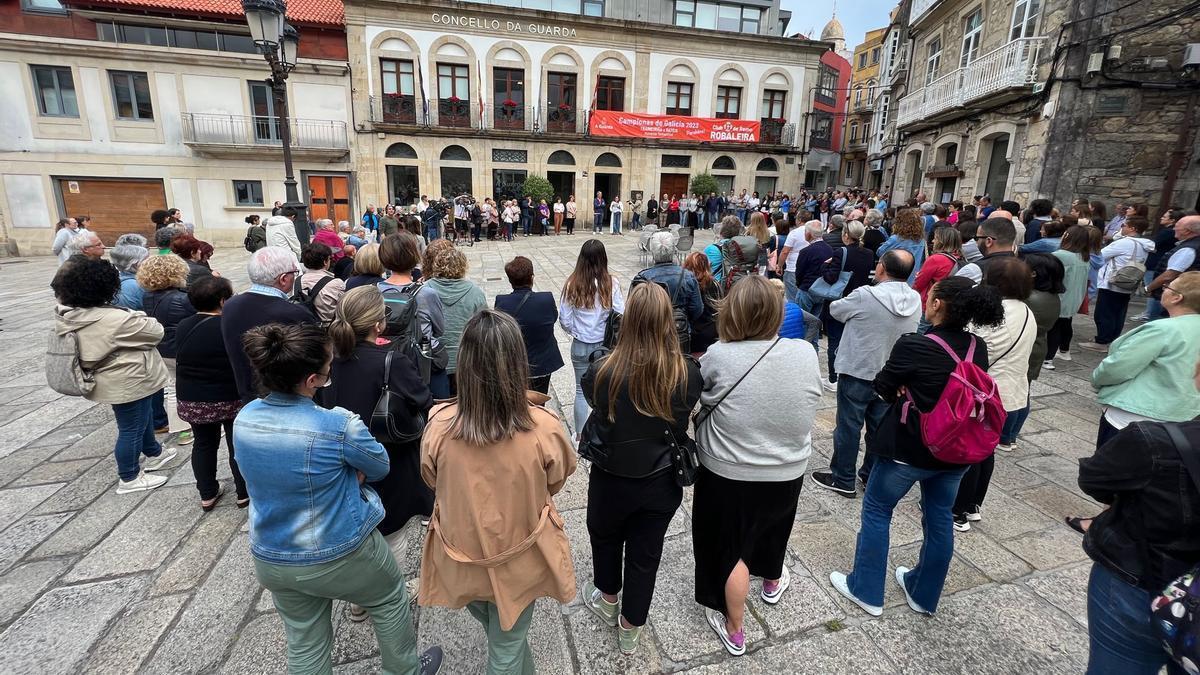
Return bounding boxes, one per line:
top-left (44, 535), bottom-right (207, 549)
top-left (548, 150), bottom-right (575, 165)
top-left (440, 145), bottom-right (471, 161)
top-left (385, 142), bottom-right (417, 159)
top-left (756, 158), bottom-right (778, 172)
top-left (712, 156), bottom-right (736, 171)
top-left (595, 152), bottom-right (622, 167)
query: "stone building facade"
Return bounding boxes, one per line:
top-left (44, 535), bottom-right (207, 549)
top-left (841, 26), bottom-right (887, 189)
top-left (0, 0), bottom-right (352, 255)
top-left (876, 0), bottom-right (1199, 213)
top-left (344, 1), bottom-right (826, 210)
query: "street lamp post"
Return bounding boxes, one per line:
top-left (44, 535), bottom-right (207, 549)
top-left (243, 0), bottom-right (310, 246)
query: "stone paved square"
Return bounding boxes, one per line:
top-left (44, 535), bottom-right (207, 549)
top-left (0, 234), bottom-right (1113, 673)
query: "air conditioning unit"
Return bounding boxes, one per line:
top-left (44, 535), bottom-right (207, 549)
top-left (1183, 43), bottom-right (1200, 69)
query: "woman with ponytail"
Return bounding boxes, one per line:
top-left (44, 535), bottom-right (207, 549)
top-left (234, 322), bottom-right (443, 675)
top-left (321, 286), bottom-right (433, 551)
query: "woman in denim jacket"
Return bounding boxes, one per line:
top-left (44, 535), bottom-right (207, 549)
top-left (234, 323), bottom-right (443, 675)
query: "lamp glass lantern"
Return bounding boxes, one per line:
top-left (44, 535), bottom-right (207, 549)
top-left (242, 0), bottom-right (285, 48)
top-left (280, 23), bottom-right (300, 70)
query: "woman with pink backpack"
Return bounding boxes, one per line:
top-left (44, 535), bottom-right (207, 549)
top-left (830, 276), bottom-right (1006, 617)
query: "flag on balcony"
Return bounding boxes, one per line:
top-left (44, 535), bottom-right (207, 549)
top-left (416, 55), bottom-right (429, 123)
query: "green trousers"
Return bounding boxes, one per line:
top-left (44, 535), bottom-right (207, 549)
top-left (254, 530), bottom-right (419, 675)
top-left (466, 600), bottom-right (536, 675)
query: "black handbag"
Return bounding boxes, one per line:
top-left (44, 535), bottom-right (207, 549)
top-left (369, 350), bottom-right (426, 444)
top-left (664, 425), bottom-right (700, 487)
top-left (602, 309), bottom-right (623, 350)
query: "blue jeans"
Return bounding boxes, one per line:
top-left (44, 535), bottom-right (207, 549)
top-left (112, 394), bottom-right (165, 481)
top-left (1086, 562), bottom-right (1185, 674)
top-left (593, 213), bottom-right (603, 233)
top-left (611, 213), bottom-right (622, 234)
top-left (571, 339), bottom-right (603, 435)
top-left (1094, 288), bottom-right (1131, 344)
top-left (707, 211), bottom-right (718, 229)
top-left (631, 213), bottom-right (641, 229)
top-left (1000, 399), bottom-right (1030, 444)
top-left (783, 271), bottom-right (799, 304)
top-left (829, 375), bottom-right (884, 490)
top-left (847, 458), bottom-right (968, 610)
top-left (522, 214), bottom-right (532, 236)
top-left (736, 209), bottom-right (747, 224)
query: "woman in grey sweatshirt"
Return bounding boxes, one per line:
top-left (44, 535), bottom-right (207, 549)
top-left (691, 276), bottom-right (823, 658)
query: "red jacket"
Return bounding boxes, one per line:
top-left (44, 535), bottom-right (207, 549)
top-left (313, 229), bottom-right (346, 261)
top-left (913, 252), bottom-right (960, 307)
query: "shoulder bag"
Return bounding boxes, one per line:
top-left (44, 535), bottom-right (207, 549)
top-left (809, 248), bottom-right (851, 300)
top-left (1110, 239), bottom-right (1148, 292)
top-left (987, 305), bottom-right (1031, 368)
top-left (692, 338), bottom-right (781, 474)
top-left (369, 350), bottom-right (426, 444)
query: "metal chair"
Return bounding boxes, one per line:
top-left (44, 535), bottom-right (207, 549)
top-left (674, 227), bottom-right (694, 264)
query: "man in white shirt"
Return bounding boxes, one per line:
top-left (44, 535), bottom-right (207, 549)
top-left (777, 219), bottom-right (817, 302)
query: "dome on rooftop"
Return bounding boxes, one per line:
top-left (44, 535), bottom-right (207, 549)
top-left (820, 16), bottom-right (845, 42)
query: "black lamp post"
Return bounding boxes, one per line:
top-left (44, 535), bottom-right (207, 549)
top-left (243, 0), bottom-right (309, 246)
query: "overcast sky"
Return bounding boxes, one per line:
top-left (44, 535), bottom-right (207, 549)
top-left (780, 0), bottom-right (896, 52)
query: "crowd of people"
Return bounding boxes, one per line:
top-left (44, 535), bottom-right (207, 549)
top-left (45, 184), bottom-right (1200, 673)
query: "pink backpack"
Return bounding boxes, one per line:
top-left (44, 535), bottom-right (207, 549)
top-left (900, 333), bottom-right (1004, 464)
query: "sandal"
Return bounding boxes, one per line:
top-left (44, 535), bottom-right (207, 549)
top-left (1064, 516), bottom-right (1091, 534)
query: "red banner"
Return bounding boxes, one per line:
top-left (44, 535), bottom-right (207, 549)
top-left (588, 110), bottom-right (761, 143)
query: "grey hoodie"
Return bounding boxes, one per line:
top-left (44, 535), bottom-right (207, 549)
top-left (829, 280), bottom-right (922, 381)
top-left (427, 278), bottom-right (487, 373)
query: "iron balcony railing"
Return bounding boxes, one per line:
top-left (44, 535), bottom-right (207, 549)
top-left (180, 112), bottom-right (348, 150)
top-left (895, 37), bottom-right (1046, 128)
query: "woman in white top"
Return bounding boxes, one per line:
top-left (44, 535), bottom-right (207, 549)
top-left (553, 197), bottom-right (565, 235)
top-left (52, 217), bottom-right (88, 264)
top-left (559, 239), bottom-right (626, 436)
top-left (952, 256), bottom-right (1037, 530)
top-left (501, 200), bottom-right (519, 241)
top-left (565, 196), bottom-right (577, 235)
top-left (1080, 215), bottom-right (1155, 351)
top-left (609, 195), bottom-right (624, 236)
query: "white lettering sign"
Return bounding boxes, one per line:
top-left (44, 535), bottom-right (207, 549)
top-left (432, 13), bottom-right (577, 38)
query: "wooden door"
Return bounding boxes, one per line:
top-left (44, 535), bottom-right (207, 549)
top-left (59, 178), bottom-right (166, 245)
top-left (659, 173), bottom-right (689, 198)
top-left (307, 175), bottom-right (350, 223)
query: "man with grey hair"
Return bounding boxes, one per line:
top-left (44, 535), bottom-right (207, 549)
top-left (115, 233), bottom-right (148, 248)
top-left (110, 244), bottom-right (149, 310)
top-left (634, 230), bottom-right (704, 331)
top-left (220, 247), bottom-right (315, 402)
top-left (67, 231), bottom-right (105, 259)
top-left (155, 226), bottom-right (182, 254)
top-left (348, 225), bottom-right (369, 248)
top-left (823, 213), bottom-right (846, 249)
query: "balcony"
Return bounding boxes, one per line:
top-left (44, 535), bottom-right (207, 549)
top-left (761, 119), bottom-right (796, 146)
top-left (367, 96), bottom-right (587, 136)
top-left (895, 37), bottom-right (1046, 129)
top-left (436, 98), bottom-right (471, 129)
top-left (380, 94), bottom-right (416, 124)
top-left (180, 113), bottom-right (348, 159)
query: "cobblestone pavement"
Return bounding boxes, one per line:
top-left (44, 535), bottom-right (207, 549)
top-left (0, 233), bottom-right (1118, 673)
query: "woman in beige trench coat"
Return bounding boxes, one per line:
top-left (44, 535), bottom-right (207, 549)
top-left (419, 309), bottom-right (577, 674)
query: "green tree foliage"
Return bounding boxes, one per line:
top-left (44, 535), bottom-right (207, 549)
top-left (689, 172), bottom-right (720, 196)
top-left (521, 175), bottom-right (554, 203)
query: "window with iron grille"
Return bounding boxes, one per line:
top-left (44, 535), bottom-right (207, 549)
top-left (661, 154), bottom-right (691, 168)
top-left (492, 148), bottom-right (528, 163)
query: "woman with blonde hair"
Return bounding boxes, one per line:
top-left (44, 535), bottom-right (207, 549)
top-left (419, 310), bottom-right (576, 672)
top-left (344, 242), bottom-right (385, 291)
top-left (138, 253), bottom-right (196, 443)
top-left (425, 244), bottom-right (486, 395)
top-left (580, 283), bottom-right (703, 654)
top-left (560, 239), bottom-right (625, 434)
top-left (693, 275), bottom-right (821, 656)
top-left (745, 211), bottom-right (772, 275)
top-left (324, 285), bottom-right (433, 537)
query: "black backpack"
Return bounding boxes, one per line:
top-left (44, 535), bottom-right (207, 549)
top-left (292, 275), bottom-right (334, 320)
top-left (630, 267), bottom-right (692, 354)
top-left (378, 281), bottom-right (432, 384)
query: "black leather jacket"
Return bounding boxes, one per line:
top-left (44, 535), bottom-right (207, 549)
top-left (1080, 421), bottom-right (1200, 591)
top-left (142, 288), bottom-right (196, 358)
top-left (580, 355), bottom-right (702, 478)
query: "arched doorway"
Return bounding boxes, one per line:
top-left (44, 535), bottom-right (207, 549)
top-left (980, 133), bottom-right (1011, 202)
top-left (593, 152), bottom-right (622, 202)
top-left (905, 149), bottom-right (923, 199)
top-left (547, 150), bottom-right (576, 201)
top-left (385, 142), bottom-right (419, 206)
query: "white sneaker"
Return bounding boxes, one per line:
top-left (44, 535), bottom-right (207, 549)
top-left (996, 442), bottom-right (1016, 452)
top-left (705, 607), bottom-right (746, 656)
top-left (143, 447), bottom-right (178, 472)
top-left (829, 571), bottom-right (882, 617)
top-left (822, 380), bottom-right (838, 393)
top-left (761, 566), bottom-right (791, 605)
top-left (116, 471), bottom-right (168, 494)
top-left (965, 507), bottom-right (983, 522)
top-left (1056, 350), bottom-right (1073, 362)
top-left (1042, 360), bottom-right (1055, 371)
top-left (894, 566), bottom-right (933, 615)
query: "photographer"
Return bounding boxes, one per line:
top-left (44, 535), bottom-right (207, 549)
top-left (421, 200), bottom-right (444, 242)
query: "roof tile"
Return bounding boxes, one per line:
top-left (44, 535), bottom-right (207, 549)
top-left (74, 0), bottom-right (343, 27)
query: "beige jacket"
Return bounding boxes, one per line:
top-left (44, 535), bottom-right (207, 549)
top-left (972, 298), bottom-right (1037, 411)
top-left (54, 305), bottom-right (169, 404)
top-left (418, 392), bottom-right (577, 630)
top-left (299, 270), bottom-right (346, 323)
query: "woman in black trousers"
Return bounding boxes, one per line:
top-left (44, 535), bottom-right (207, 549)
top-left (175, 277), bottom-right (247, 510)
top-left (580, 283), bottom-right (702, 655)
